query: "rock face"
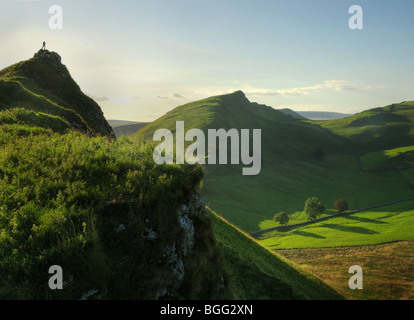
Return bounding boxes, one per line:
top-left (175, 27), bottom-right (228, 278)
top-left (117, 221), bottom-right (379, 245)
top-left (93, 187), bottom-right (228, 300)
top-left (177, 192), bottom-right (207, 252)
top-left (144, 190), bottom-right (223, 300)
top-left (162, 192), bottom-right (207, 283)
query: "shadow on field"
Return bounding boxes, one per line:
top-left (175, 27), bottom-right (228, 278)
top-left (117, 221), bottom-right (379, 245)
top-left (344, 215), bottom-right (388, 224)
top-left (292, 230), bottom-right (326, 239)
top-left (320, 223), bottom-right (379, 235)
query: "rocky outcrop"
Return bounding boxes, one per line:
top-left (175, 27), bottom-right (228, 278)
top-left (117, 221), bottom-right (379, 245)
top-left (33, 49), bottom-right (62, 63)
top-left (0, 50), bottom-right (116, 138)
top-left (134, 189), bottom-right (225, 300)
top-left (93, 187), bottom-right (226, 300)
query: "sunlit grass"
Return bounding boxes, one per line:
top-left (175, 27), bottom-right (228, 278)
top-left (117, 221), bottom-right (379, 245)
top-left (202, 154), bottom-right (413, 232)
top-left (360, 145), bottom-right (414, 171)
top-left (258, 200), bottom-right (414, 249)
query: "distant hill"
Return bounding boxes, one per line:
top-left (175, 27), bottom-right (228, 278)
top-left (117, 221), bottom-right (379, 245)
top-left (133, 91), bottom-right (357, 230)
top-left (134, 90), bottom-right (347, 159)
top-left (0, 49), bottom-right (114, 137)
top-left (107, 119), bottom-right (142, 128)
top-left (312, 101), bottom-right (414, 152)
top-left (277, 108), bottom-right (307, 120)
top-left (297, 111), bottom-right (353, 120)
top-left (134, 91), bottom-right (414, 233)
top-left (107, 120), bottom-right (150, 138)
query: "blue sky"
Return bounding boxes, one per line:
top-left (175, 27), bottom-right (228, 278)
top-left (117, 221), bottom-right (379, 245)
top-left (0, 0), bottom-right (413, 121)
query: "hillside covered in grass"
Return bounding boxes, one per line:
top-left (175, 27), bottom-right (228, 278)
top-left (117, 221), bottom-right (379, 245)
top-left (0, 126), bottom-right (226, 299)
top-left (135, 90), bottom-right (348, 161)
top-left (0, 123), bottom-right (342, 299)
top-left (360, 145), bottom-right (414, 172)
top-left (134, 91), bottom-right (414, 232)
top-left (0, 50), bottom-right (114, 137)
top-left (0, 54), bottom-right (343, 300)
top-left (311, 101), bottom-right (414, 152)
top-left (209, 209), bottom-right (342, 300)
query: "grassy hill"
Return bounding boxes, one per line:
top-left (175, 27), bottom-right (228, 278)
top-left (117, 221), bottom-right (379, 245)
top-left (107, 120), bottom-right (142, 128)
top-left (2, 49), bottom-right (411, 299)
top-left (209, 208), bottom-right (342, 299)
top-left (360, 144), bottom-right (414, 172)
top-left (110, 122), bottom-right (150, 138)
top-left (134, 91), bottom-right (414, 233)
top-left (0, 50), bottom-right (114, 137)
top-left (0, 124), bottom-right (341, 299)
top-left (276, 108), bottom-right (307, 120)
top-left (311, 101), bottom-right (414, 153)
top-left (135, 90), bottom-right (347, 161)
top-left (0, 127), bottom-right (218, 299)
top-left (0, 53), bottom-right (342, 300)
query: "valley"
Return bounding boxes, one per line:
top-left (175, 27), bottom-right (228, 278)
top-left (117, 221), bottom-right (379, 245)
top-left (0, 52), bottom-right (344, 300)
top-left (131, 93), bottom-right (414, 300)
top-left (1, 50), bottom-right (412, 300)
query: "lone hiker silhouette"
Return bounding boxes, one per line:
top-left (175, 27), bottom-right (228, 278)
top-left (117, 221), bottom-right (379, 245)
top-left (42, 41), bottom-right (46, 50)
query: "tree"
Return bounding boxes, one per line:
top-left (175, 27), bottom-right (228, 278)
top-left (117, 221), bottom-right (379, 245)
top-left (334, 198), bottom-right (349, 214)
top-left (273, 211), bottom-right (289, 226)
top-left (304, 197), bottom-right (326, 221)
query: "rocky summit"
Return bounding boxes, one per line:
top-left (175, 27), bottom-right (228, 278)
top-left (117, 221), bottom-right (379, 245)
top-left (0, 49), bottom-right (115, 137)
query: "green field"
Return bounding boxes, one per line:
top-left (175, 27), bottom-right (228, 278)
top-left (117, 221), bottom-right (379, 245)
top-left (202, 154), bottom-right (414, 231)
top-left (257, 200), bottom-right (414, 249)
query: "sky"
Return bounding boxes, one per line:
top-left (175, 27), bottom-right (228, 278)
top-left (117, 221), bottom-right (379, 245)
top-left (0, 0), bottom-right (413, 121)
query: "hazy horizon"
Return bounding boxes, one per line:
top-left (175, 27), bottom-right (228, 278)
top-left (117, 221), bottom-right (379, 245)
top-left (1, 0), bottom-right (413, 122)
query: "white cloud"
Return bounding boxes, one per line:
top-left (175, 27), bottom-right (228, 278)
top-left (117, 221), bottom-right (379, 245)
top-left (244, 80), bottom-right (386, 97)
top-left (188, 80), bottom-right (386, 103)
